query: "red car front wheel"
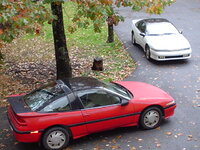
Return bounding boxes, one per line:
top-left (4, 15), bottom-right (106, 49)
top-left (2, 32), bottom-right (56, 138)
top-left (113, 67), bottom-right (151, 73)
top-left (140, 107), bottom-right (162, 129)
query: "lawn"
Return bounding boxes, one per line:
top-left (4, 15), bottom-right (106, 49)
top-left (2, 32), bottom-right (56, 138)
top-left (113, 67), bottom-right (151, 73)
top-left (0, 2), bottom-right (135, 105)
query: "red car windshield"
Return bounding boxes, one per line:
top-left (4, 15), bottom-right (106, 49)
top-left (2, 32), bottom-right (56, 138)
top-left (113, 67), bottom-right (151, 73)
top-left (24, 82), bottom-right (65, 111)
top-left (105, 82), bottom-right (132, 100)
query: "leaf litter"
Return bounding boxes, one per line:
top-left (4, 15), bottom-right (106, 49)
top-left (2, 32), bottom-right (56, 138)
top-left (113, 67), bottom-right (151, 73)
top-left (0, 36), bottom-right (135, 106)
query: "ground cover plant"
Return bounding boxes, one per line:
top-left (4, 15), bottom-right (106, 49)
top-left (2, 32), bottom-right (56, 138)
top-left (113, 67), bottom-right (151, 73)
top-left (0, 2), bottom-right (135, 106)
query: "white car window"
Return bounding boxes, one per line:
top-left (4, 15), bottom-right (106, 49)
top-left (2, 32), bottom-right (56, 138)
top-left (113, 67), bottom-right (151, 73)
top-left (146, 22), bottom-right (179, 35)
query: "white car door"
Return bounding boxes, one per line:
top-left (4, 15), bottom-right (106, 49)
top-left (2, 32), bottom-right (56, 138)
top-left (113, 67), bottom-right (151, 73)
top-left (135, 21), bottom-right (146, 49)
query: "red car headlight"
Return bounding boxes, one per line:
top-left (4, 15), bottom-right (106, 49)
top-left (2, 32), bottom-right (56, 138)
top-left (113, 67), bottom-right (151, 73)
top-left (166, 100), bottom-right (176, 106)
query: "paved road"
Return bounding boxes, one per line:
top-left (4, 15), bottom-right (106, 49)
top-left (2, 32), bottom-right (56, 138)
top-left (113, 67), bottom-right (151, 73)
top-left (1, 0), bottom-right (200, 150)
top-left (114, 0), bottom-right (200, 149)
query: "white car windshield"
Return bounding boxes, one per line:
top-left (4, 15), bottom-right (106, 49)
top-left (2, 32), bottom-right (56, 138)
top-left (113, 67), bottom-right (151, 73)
top-left (146, 22), bottom-right (179, 35)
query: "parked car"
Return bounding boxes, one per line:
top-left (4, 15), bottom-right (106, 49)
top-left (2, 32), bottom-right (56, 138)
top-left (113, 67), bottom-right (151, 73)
top-left (131, 18), bottom-right (192, 61)
top-left (7, 77), bottom-right (176, 150)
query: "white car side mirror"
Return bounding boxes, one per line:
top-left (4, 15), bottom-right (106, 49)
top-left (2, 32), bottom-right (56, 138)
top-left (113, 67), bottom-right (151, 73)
top-left (140, 33), bottom-right (145, 37)
top-left (179, 30), bottom-right (183, 34)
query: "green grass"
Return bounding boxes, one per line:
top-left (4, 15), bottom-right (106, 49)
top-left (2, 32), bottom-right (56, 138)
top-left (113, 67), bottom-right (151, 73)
top-left (22, 1), bottom-right (135, 81)
top-left (0, 1), bottom-right (135, 104)
top-left (24, 2), bottom-right (122, 49)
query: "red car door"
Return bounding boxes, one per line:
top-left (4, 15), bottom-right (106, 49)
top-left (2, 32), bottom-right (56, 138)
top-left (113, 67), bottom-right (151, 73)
top-left (78, 89), bottom-right (138, 133)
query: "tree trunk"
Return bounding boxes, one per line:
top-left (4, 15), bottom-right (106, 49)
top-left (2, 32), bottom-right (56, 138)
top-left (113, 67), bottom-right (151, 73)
top-left (91, 57), bottom-right (103, 71)
top-left (51, 2), bottom-right (72, 80)
top-left (106, 17), bottom-right (114, 43)
top-left (0, 50), bottom-right (3, 65)
top-left (0, 51), bottom-right (3, 60)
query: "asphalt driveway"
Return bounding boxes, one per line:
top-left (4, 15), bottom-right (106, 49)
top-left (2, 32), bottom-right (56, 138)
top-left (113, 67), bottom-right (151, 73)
top-left (114, 0), bottom-right (200, 149)
top-left (1, 0), bottom-right (200, 150)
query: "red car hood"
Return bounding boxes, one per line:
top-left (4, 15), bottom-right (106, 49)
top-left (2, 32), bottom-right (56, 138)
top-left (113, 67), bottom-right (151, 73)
top-left (115, 81), bottom-right (172, 100)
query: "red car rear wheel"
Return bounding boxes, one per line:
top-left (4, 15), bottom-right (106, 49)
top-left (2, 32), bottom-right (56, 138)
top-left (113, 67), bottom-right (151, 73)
top-left (42, 127), bottom-right (70, 150)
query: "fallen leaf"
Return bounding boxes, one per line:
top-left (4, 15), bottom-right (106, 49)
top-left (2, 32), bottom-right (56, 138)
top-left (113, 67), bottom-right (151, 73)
top-left (177, 133), bottom-right (183, 136)
top-left (110, 145), bottom-right (120, 149)
top-left (0, 29), bottom-right (4, 35)
top-left (188, 135), bottom-right (193, 138)
top-left (65, 148), bottom-right (72, 150)
top-left (156, 143), bottom-right (161, 147)
top-left (112, 139), bottom-right (117, 144)
top-left (117, 135), bottom-right (122, 139)
top-left (187, 135), bottom-right (193, 141)
top-left (156, 127), bottom-right (161, 130)
top-left (0, 144), bottom-right (6, 148)
top-left (130, 146), bottom-right (137, 150)
top-left (137, 138), bottom-right (143, 142)
top-left (165, 132), bottom-right (172, 136)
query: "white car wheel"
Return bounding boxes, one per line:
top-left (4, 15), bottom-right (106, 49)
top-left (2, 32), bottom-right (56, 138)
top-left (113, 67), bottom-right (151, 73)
top-left (145, 46), bottom-right (151, 60)
top-left (131, 32), bottom-right (136, 45)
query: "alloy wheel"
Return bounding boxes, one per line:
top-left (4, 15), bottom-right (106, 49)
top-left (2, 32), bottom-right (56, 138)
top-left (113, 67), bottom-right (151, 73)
top-left (143, 110), bottom-right (160, 128)
top-left (47, 130), bottom-right (66, 149)
top-left (42, 127), bottom-right (70, 150)
top-left (140, 107), bottom-right (162, 129)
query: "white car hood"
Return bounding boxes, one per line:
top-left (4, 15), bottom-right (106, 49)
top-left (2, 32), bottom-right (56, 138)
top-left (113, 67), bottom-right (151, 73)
top-left (146, 34), bottom-right (191, 50)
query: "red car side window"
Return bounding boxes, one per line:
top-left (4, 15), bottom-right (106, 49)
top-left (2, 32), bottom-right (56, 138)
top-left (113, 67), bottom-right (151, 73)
top-left (77, 90), bottom-right (121, 109)
top-left (40, 96), bottom-right (71, 112)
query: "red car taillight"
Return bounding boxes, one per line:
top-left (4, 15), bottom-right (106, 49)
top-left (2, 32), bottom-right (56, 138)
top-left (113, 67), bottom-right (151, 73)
top-left (10, 107), bottom-right (27, 126)
top-left (15, 115), bottom-right (27, 126)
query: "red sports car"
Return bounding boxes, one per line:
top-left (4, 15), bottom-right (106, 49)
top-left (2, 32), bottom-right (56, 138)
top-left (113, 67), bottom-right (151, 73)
top-left (7, 77), bottom-right (176, 150)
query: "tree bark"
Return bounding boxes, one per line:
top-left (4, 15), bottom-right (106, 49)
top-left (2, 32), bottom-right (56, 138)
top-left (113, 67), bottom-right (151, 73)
top-left (91, 57), bottom-right (103, 71)
top-left (106, 17), bottom-right (114, 43)
top-left (0, 51), bottom-right (3, 60)
top-left (0, 51), bottom-right (3, 63)
top-left (51, 2), bottom-right (72, 80)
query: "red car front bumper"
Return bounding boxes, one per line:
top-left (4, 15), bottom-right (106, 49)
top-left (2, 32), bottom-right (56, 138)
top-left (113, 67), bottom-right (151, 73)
top-left (164, 104), bottom-right (176, 119)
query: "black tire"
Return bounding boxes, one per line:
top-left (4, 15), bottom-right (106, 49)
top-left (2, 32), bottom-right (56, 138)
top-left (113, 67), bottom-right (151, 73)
top-left (140, 107), bottom-right (162, 130)
top-left (42, 127), bottom-right (70, 150)
top-left (145, 45), bottom-right (151, 60)
top-left (131, 31), bottom-right (136, 45)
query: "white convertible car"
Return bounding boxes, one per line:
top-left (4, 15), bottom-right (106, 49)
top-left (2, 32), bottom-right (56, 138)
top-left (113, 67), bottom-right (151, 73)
top-left (131, 18), bottom-right (192, 61)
